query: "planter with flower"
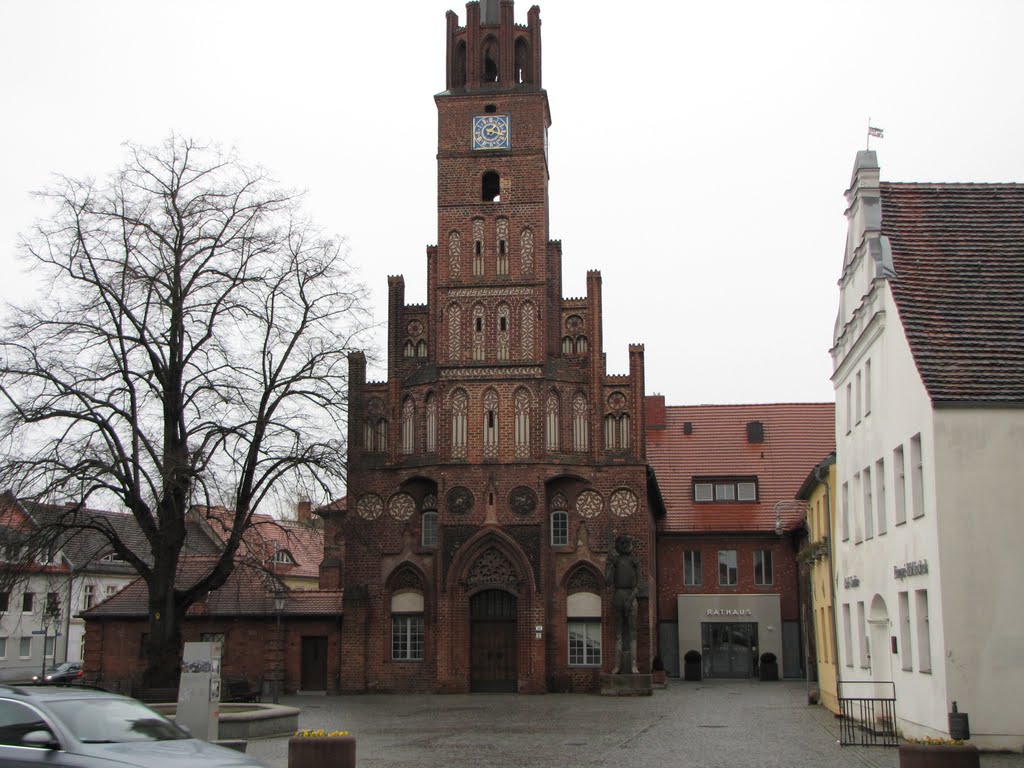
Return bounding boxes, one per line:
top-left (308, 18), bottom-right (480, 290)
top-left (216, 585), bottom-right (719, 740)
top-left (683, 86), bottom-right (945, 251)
top-left (289, 729), bottom-right (356, 768)
top-left (898, 737), bottom-right (978, 768)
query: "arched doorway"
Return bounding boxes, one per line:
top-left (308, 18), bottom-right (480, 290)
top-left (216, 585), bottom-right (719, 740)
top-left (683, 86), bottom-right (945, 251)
top-left (470, 589), bottom-right (517, 692)
top-left (868, 594), bottom-right (893, 696)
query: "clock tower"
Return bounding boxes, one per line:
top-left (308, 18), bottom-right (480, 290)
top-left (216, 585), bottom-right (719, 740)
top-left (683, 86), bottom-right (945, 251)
top-left (330, 1), bottom-right (658, 695)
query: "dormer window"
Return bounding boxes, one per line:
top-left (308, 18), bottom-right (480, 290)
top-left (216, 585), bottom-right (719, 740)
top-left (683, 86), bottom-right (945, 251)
top-left (100, 552), bottom-right (127, 564)
top-left (693, 477), bottom-right (759, 503)
top-left (272, 549), bottom-right (295, 566)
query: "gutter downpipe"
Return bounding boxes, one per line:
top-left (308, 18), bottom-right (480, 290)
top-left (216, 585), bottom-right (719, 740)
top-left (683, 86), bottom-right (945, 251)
top-left (815, 457), bottom-right (842, 708)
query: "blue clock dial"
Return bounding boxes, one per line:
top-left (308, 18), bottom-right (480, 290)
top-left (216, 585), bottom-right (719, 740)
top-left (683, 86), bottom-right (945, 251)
top-left (472, 115), bottom-right (511, 151)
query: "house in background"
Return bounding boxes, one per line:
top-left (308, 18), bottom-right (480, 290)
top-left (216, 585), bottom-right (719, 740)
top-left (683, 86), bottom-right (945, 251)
top-left (831, 150), bottom-right (1024, 748)
top-left (645, 398), bottom-right (834, 680)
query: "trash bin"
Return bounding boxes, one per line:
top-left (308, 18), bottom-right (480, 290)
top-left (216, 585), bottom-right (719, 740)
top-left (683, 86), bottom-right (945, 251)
top-left (949, 702), bottom-right (970, 740)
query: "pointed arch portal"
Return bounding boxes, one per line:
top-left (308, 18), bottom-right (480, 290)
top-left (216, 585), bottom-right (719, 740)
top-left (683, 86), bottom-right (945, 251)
top-left (470, 588), bottom-right (518, 692)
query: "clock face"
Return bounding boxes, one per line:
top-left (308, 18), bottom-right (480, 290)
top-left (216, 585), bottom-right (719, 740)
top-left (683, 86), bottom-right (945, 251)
top-left (472, 115), bottom-right (511, 151)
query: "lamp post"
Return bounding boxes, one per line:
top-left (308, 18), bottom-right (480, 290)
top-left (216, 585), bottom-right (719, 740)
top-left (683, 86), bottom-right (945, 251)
top-left (273, 590), bottom-right (286, 704)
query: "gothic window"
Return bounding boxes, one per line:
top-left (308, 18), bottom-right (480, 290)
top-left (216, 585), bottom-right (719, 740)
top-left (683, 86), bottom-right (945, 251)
top-left (550, 493), bottom-right (569, 547)
top-left (425, 393), bottom-right (437, 454)
top-left (483, 389), bottom-right (498, 459)
top-left (400, 397), bottom-right (415, 455)
top-left (514, 37), bottom-right (531, 85)
top-left (421, 506), bottom-right (438, 548)
top-left (416, 339), bottom-right (427, 358)
top-left (472, 219), bottom-right (485, 276)
top-left (447, 303), bottom-right (462, 361)
top-left (403, 340), bottom-right (415, 357)
top-left (561, 336), bottom-right (573, 355)
top-left (546, 391), bottom-right (560, 451)
top-left (619, 413), bottom-right (631, 449)
top-left (576, 335), bottom-right (588, 354)
top-left (482, 171), bottom-right (501, 203)
top-left (366, 398), bottom-right (386, 452)
top-left (520, 227), bottom-right (534, 274)
top-left (453, 40), bottom-right (467, 89)
top-left (496, 218), bottom-right (509, 275)
top-left (572, 393), bottom-right (589, 452)
top-left (514, 388), bottom-right (530, 458)
top-left (604, 414), bottom-right (617, 450)
top-left (448, 230), bottom-right (462, 278)
top-left (496, 304), bottom-right (510, 361)
top-left (472, 304), bottom-right (486, 361)
top-left (451, 389), bottom-right (468, 459)
top-left (375, 418), bottom-right (388, 452)
top-left (482, 36), bottom-right (499, 83)
top-left (520, 301), bottom-right (535, 359)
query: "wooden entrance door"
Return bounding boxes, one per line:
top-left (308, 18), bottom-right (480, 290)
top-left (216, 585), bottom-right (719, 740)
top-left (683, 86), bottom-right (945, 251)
top-left (300, 635), bottom-right (328, 691)
top-left (470, 590), bottom-right (517, 692)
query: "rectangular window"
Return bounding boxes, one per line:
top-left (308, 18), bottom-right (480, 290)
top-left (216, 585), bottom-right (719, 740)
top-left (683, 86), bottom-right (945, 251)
top-left (862, 465), bottom-right (874, 540)
top-left (856, 601), bottom-right (868, 668)
top-left (391, 615), bottom-right (424, 661)
top-left (45, 592), bottom-right (59, 616)
top-left (19, 636), bottom-right (31, 658)
top-left (875, 458), bottom-right (887, 536)
top-left (898, 591), bottom-right (913, 671)
top-left (551, 511), bottom-right (568, 547)
top-left (568, 620), bottom-right (602, 666)
top-left (0, 637), bottom-right (6, 659)
top-left (864, 360), bottom-right (872, 415)
top-left (842, 603), bottom-right (853, 668)
top-left (0, 591), bottom-right (8, 612)
top-left (915, 590), bottom-right (931, 673)
top-left (910, 433), bottom-right (924, 519)
top-left (852, 472), bottom-right (862, 543)
top-left (105, 585), bottom-right (118, 600)
top-left (753, 550), bottom-right (773, 585)
top-left (855, 370), bottom-right (863, 424)
top-left (79, 633), bottom-right (86, 662)
top-left (22, 592), bottom-right (34, 613)
top-left (693, 477), bottom-right (758, 503)
top-left (841, 482), bottom-right (850, 541)
top-left (718, 550), bottom-right (738, 586)
top-left (82, 585), bottom-right (94, 612)
top-left (683, 550), bottom-right (702, 586)
top-left (894, 445), bottom-right (907, 524)
top-left (44, 636), bottom-right (55, 657)
top-left (845, 382), bottom-right (852, 434)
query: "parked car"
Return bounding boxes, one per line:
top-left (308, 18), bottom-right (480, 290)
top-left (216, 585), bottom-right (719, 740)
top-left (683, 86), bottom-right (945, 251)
top-left (31, 662), bottom-right (82, 685)
top-left (0, 684), bottom-right (266, 766)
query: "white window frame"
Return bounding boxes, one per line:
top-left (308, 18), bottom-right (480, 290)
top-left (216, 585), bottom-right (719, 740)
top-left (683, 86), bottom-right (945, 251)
top-left (753, 550), bottom-right (773, 586)
top-left (19, 636), bottom-right (31, 658)
top-left (567, 620), bottom-right (602, 667)
top-left (391, 614), bottom-right (425, 661)
top-left (718, 550), bottom-right (738, 586)
top-left (550, 510), bottom-right (568, 547)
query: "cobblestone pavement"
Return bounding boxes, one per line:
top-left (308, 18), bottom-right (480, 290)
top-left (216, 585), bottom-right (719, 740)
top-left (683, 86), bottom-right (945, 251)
top-left (245, 680), bottom-right (1024, 768)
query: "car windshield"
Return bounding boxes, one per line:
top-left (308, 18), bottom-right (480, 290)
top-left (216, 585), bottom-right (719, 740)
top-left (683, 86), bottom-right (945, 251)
top-left (49, 663), bottom-right (76, 673)
top-left (47, 698), bottom-right (188, 743)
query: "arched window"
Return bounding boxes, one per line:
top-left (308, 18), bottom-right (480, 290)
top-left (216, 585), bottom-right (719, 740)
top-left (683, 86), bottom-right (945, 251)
top-left (421, 494), bottom-right (438, 548)
top-left (472, 218), bottom-right (484, 276)
top-left (391, 591), bottom-right (424, 661)
top-left (481, 36), bottom-right (499, 83)
top-left (561, 336), bottom-right (574, 355)
top-left (496, 218), bottom-right (509, 275)
top-left (403, 340), bottom-right (415, 357)
top-left (401, 398), bottom-right (415, 455)
top-left (376, 418), bottom-right (388, 453)
top-left (453, 40), bottom-right (467, 89)
top-left (604, 414), bottom-right (617, 450)
top-left (447, 303), bottom-right (462, 361)
top-left (514, 388), bottom-right (530, 458)
top-left (482, 171), bottom-right (501, 203)
top-left (514, 37), bottom-right (531, 84)
top-left (416, 340), bottom-right (427, 358)
top-left (550, 494), bottom-right (569, 547)
top-left (451, 389), bottom-right (468, 459)
top-left (472, 304), bottom-right (486, 361)
top-left (572, 394), bottom-right (589, 452)
top-left (364, 420), bottom-right (374, 452)
top-left (576, 335), bottom-right (588, 354)
top-left (619, 413), bottom-right (631, 450)
top-left (425, 393), bottom-right (437, 454)
top-left (496, 304), bottom-right (510, 361)
top-left (546, 391), bottom-right (560, 451)
top-left (483, 389), bottom-right (498, 459)
top-left (567, 591), bottom-right (602, 667)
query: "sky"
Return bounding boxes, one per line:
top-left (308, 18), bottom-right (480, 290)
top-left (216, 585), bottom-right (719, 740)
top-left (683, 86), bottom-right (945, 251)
top-left (2, 0), bottom-right (1022, 406)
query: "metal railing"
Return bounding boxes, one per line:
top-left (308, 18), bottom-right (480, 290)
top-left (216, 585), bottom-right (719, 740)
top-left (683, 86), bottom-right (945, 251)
top-left (838, 680), bottom-right (898, 747)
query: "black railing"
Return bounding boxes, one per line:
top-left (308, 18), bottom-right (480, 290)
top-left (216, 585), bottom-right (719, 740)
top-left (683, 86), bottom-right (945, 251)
top-left (838, 681), bottom-right (898, 747)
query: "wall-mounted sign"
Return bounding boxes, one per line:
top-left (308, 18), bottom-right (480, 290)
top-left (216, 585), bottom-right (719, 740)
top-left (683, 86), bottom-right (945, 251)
top-left (893, 559), bottom-right (928, 580)
top-left (844, 575), bottom-right (860, 589)
top-left (705, 608), bottom-right (753, 617)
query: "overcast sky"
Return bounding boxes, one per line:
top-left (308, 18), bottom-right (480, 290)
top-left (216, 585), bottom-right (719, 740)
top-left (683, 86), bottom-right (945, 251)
top-left (2, 0), bottom-right (1022, 406)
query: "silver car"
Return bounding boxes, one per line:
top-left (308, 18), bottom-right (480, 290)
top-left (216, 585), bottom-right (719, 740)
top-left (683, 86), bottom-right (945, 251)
top-left (0, 684), bottom-right (266, 767)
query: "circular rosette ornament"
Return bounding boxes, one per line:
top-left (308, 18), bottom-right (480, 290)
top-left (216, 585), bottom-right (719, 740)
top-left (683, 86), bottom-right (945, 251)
top-left (575, 490), bottom-right (603, 519)
top-left (356, 494), bottom-right (384, 520)
top-left (508, 486), bottom-right (538, 517)
top-left (447, 486), bottom-right (474, 516)
top-left (610, 488), bottom-right (639, 518)
top-left (389, 493), bottom-right (416, 521)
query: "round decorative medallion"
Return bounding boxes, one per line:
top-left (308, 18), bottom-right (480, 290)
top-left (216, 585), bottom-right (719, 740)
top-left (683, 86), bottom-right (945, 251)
top-left (508, 486), bottom-right (538, 517)
top-left (389, 493), bottom-right (416, 521)
top-left (610, 488), bottom-right (639, 518)
top-left (407, 319), bottom-right (423, 338)
top-left (447, 486), bottom-right (474, 516)
top-left (565, 314), bottom-right (584, 333)
top-left (575, 490), bottom-right (603, 519)
top-left (356, 493), bottom-right (384, 520)
top-left (608, 392), bottom-right (626, 411)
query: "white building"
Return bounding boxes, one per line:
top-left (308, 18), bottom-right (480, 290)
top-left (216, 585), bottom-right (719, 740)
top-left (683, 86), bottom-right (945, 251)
top-left (831, 151), bottom-right (1024, 750)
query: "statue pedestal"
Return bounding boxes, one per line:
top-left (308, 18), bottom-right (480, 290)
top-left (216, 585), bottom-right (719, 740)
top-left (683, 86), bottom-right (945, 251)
top-left (599, 673), bottom-right (653, 697)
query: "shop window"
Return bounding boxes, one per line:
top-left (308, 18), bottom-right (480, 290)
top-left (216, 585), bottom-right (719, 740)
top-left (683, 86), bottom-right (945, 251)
top-left (753, 550), bottom-right (773, 585)
top-left (718, 550), bottom-right (737, 586)
top-left (683, 550), bottom-right (702, 586)
top-left (567, 591), bottom-right (601, 667)
top-left (693, 477), bottom-right (758, 503)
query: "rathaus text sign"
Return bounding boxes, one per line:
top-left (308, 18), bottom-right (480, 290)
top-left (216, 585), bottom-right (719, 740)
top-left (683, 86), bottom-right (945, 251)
top-left (705, 608), bottom-right (753, 617)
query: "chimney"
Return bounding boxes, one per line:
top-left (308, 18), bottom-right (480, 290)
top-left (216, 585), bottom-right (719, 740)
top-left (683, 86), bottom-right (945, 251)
top-left (297, 498), bottom-right (312, 523)
top-left (645, 394), bottom-right (666, 430)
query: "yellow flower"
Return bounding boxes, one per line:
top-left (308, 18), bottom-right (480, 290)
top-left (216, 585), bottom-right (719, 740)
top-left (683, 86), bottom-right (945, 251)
top-left (294, 729), bottom-right (350, 738)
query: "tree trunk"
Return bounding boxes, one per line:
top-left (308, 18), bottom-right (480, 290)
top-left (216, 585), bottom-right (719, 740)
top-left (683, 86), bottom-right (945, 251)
top-left (142, 576), bottom-right (185, 689)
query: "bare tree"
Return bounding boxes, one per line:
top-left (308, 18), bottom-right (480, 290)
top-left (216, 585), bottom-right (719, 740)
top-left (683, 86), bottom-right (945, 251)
top-left (0, 135), bottom-right (370, 686)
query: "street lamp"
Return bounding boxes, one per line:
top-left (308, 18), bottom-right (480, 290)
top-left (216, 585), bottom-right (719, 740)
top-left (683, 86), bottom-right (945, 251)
top-left (273, 590), bottom-right (287, 704)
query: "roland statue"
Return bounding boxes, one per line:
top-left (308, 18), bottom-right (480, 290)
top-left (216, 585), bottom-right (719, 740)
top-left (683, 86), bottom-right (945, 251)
top-left (605, 534), bottom-right (641, 674)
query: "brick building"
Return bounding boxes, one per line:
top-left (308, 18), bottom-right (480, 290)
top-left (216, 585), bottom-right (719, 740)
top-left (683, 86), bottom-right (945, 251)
top-left (645, 398), bottom-right (834, 680)
top-left (322, 0), bottom-right (658, 694)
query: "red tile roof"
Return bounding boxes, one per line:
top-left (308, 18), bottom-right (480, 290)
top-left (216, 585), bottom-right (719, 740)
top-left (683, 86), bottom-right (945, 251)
top-left (646, 400), bottom-right (835, 533)
top-left (881, 183), bottom-right (1024, 403)
top-left (81, 556), bottom-right (342, 619)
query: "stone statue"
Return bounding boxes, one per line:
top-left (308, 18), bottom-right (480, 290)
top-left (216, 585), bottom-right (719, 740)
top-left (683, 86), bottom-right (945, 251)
top-left (605, 534), bottom-right (641, 674)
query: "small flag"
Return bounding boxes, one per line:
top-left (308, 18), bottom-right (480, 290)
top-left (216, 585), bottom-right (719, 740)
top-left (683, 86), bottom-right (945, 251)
top-left (868, 125), bottom-right (884, 138)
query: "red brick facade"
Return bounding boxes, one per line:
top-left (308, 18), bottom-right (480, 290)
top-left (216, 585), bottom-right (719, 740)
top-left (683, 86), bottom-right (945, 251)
top-left (325, 1), bottom-right (656, 694)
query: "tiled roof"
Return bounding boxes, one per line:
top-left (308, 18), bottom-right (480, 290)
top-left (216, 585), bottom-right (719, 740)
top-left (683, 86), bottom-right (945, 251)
top-left (881, 183), bottom-right (1024, 403)
top-left (190, 506), bottom-right (324, 580)
top-left (82, 556), bottom-right (342, 619)
top-left (646, 400), bottom-right (835, 533)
